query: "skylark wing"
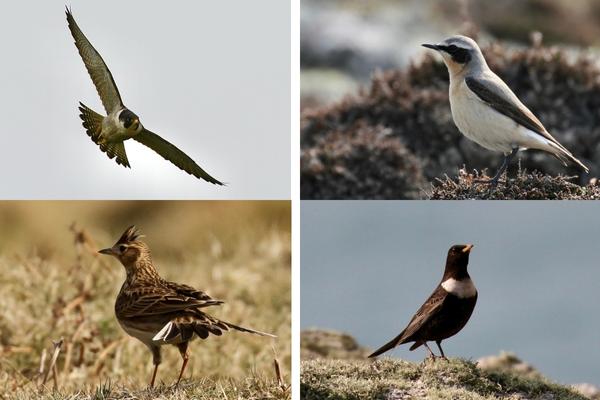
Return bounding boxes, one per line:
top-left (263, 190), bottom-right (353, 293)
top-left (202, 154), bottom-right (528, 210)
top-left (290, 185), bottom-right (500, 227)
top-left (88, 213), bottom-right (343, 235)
top-left (66, 7), bottom-right (124, 114)
top-left (134, 129), bottom-right (224, 185)
top-left (117, 285), bottom-right (224, 319)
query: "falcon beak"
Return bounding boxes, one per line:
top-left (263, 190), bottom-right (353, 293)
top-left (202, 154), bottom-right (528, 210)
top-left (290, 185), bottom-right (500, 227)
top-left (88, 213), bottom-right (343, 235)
top-left (422, 43), bottom-right (440, 51)
top-left (462, 244), bottom-right (474, 253)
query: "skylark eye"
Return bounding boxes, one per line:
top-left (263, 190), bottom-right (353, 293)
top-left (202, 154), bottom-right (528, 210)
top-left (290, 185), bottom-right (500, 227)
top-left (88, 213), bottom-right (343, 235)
top-left (119, 245), bottom-right (127, 252)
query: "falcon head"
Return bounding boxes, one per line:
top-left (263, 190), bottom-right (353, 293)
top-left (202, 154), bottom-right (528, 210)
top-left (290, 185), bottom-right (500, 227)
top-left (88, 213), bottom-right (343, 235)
top-left (119, 109), bottom-right (141, 132)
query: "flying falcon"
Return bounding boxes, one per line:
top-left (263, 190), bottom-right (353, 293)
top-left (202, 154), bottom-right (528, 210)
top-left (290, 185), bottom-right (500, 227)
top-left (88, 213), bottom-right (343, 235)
top-left (66, 8), bottom-right (223, 185)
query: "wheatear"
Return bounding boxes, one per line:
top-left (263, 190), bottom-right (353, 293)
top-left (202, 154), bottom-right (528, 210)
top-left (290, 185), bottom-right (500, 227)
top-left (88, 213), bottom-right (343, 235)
top-left (422, 35), bottom-right (588, 185)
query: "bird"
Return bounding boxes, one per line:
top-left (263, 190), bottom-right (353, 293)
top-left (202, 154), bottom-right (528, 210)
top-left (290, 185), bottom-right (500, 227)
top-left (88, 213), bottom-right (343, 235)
top-left (65, 7), bottom-right (223, 185)
top-left (98, 226), bottom-right (275, 387)
top-left (422, 35), bottom-right (588, 186)
top-left (368, 244), bottom-right (477, 360)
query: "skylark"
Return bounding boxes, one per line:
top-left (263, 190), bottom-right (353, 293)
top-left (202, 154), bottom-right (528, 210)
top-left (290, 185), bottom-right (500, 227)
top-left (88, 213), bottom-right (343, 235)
top-left (99, 226), bottom-right (275, 387)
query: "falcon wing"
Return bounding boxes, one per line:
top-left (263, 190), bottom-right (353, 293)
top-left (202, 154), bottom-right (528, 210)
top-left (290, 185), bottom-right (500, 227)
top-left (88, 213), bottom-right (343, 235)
top-left (66, 7), bottom-right (124, 114)
top-left (133, 128), bottom-right (224, 185)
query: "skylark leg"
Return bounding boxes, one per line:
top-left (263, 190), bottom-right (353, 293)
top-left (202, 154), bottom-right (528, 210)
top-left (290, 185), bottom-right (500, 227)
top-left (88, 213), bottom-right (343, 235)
top-left (150, 346), bottom-right (162, 388)
top-left (176, 342), bottom-right (190, 385)
top-left (150, 364), bottom-right (159, 388)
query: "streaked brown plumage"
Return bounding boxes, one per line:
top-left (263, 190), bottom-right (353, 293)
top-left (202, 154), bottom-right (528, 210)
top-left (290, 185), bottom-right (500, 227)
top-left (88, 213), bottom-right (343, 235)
top-left (99, 226), bottom-right (275, 387)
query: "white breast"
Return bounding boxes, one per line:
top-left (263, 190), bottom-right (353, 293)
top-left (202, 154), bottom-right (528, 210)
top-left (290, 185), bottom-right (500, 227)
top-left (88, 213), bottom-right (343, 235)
top-left (441, 278), bottom-right (477, 299)
top-left (449, 80), bottom-right (556, 155)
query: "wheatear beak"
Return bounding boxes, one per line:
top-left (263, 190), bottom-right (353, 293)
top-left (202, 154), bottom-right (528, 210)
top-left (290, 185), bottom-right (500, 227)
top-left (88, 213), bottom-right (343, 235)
top-left (98, 247), bottom-right (115, 255)
top-left (422, 43), bottom-right (439, 51)
top-left (462, 244), bottom-right (474, 253)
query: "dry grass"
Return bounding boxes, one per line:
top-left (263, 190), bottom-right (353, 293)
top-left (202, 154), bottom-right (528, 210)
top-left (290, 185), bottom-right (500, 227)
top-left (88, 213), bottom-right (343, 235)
top-left (0, 201), bottom-right (290, 399)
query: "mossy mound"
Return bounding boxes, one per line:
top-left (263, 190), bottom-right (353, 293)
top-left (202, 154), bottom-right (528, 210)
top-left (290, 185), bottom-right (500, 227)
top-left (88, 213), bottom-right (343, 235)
top-left (301, 358), bottom-right (587, 400)
top-left (428, 168), bottom-right (600, 200)
top-left (301, 39), bottom-right (600, 199)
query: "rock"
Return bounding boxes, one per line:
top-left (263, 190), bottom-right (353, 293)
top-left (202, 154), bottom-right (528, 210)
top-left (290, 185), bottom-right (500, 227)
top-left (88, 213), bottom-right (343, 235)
top-left (301, 328), bottom-right (371, 360)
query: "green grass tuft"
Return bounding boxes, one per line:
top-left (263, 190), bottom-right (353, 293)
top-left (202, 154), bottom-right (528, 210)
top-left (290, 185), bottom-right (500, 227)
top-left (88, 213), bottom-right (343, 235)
top-left (301, 358), bottom-right (587, 400)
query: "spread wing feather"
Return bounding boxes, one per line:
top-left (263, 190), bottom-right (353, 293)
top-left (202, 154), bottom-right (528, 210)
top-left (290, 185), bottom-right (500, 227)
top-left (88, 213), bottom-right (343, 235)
top-left (66, 7), bottom-right (123, 114)
top-left (134, 129), bottom-right (224, 185)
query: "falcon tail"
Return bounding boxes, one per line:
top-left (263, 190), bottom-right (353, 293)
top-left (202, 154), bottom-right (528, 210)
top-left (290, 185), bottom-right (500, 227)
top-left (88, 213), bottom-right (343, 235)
top-left (152, 317), bottom-right (276, 344)
top-left (78, 102), bottom-right (130, 168)
top-left (78, 102), bottom-right (103, 143)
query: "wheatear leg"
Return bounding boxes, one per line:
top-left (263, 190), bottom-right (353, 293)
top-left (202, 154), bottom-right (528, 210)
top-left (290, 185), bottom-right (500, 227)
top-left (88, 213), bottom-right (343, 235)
top-left (474, 147), bottom-right (518, 186)
top-left (176, 341), bottom-right (190, 385)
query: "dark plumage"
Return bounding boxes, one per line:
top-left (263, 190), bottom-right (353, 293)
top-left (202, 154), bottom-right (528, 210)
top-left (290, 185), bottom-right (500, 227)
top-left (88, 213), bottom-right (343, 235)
top-left (98, 226), bottom-right (275, 387)
top-left (369, 244), bottom-right (477, 360)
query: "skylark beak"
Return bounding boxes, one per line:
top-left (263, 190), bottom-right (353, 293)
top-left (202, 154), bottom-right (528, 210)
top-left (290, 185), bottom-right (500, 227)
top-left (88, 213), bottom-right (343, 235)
top-left (98, 247), bottom-right (115, 255)
top-left (462, 244), bottom-right (474, 253)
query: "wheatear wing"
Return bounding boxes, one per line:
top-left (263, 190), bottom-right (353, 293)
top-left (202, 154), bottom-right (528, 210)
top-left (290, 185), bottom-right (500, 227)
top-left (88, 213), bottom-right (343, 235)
top-left (464, 75), bottom-right (564, 149)
top-left (66, 8), bottom-right (124, 114)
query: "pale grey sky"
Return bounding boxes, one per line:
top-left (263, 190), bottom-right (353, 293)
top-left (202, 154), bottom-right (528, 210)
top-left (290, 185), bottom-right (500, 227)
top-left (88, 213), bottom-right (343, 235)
top-left (302, 201), bottom-right (600, 386)
top-left (0, 0), bottom-right (289, 199)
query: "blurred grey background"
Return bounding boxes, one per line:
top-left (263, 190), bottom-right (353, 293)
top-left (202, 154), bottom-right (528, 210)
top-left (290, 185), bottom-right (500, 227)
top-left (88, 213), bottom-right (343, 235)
top-left (301, 201), bottom-right (600, 386)
top-left (301, 0), bottom-right (600, 107)
top-left (0, 0), bottom-right (289, 199)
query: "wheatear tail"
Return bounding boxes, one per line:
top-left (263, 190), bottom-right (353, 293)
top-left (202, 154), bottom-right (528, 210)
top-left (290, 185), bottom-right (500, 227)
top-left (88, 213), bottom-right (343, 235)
top-left (549, 142), bottom-right (589, 173)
